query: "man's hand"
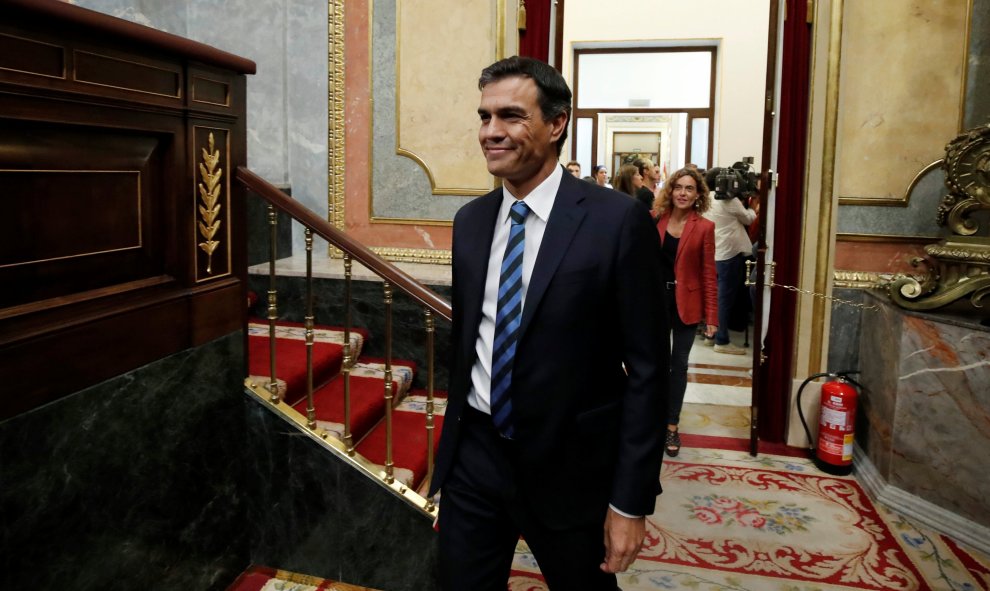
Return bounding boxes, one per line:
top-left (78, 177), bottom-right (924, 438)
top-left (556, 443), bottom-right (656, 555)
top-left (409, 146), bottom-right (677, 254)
top-left (600, 508), bottom-right (645, 574)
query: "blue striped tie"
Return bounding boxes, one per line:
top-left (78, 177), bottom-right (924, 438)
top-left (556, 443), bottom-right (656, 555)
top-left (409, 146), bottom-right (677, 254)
top-left (490, 200), bottom-right (530, 438)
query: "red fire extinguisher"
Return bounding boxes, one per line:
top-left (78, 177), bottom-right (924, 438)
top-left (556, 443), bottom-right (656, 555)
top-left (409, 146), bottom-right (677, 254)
top-left (797, 372), bottom-right (863, 476)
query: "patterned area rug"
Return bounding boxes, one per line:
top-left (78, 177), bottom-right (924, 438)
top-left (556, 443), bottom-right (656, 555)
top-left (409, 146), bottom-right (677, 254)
top-left (509, 446), bottom-right (990, 590)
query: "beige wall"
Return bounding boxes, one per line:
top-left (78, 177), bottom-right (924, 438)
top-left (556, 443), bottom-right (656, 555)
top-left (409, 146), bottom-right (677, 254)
top-left (397, 0), bottom-right (501, 194)
top-left (834, 0), bottom-right (969, 203)
top-left (562, 0), bottom-right (771, 169)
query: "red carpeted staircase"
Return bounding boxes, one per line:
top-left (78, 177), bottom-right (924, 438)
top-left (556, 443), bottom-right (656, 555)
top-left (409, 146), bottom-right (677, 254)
top-left (228, 565), bottom-right (379, 590)
top-left (247, 319), bottom-right (445, 494)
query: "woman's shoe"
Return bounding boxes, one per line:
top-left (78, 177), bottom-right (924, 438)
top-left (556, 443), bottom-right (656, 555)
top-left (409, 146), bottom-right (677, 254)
top-left (665, 429), bottom-right (682, 457)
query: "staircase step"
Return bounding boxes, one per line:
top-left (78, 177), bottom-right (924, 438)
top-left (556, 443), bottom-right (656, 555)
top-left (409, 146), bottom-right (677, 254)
top-left (292, 358), bottom-right (416, 443)
top-left (227, 565), bottom-right (378, 590)
top-left (356, 389), bottom-right (447, 491)
top-left (247, 320), bottom-right (367, 402)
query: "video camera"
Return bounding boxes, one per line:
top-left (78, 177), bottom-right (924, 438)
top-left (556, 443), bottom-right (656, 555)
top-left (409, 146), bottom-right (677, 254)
top-left (704, 157), bottom-right (758, 201)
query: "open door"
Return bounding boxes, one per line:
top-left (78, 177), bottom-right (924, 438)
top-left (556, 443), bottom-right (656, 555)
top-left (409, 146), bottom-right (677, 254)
top-left (751, 0), bottom-right (815, 454)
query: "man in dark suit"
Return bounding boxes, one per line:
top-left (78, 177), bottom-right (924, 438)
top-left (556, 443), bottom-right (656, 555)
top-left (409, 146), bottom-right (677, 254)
top-left (429, 56), bottom-right (669, 591)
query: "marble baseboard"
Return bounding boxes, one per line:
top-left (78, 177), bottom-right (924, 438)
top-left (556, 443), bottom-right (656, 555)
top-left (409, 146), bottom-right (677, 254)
top-left (243, 396), bottom-right (439, 590)
top-left (857, 291), bottom-right (990, 532)
top-left (0, 332), bottom-right (250, 590)
top-left (854, 445), bottom-right (990, 555)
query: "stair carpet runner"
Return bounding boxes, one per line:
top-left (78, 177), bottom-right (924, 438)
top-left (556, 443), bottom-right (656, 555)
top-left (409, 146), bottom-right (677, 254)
top-left (247, 319), bottom-right (445, 495)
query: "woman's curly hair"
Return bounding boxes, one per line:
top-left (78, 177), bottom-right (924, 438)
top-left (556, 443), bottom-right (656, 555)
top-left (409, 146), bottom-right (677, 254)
top-left (652, 167), bottom-right (711, 218)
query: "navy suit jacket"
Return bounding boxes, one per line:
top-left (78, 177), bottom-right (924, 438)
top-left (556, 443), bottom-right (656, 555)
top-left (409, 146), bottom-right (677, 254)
top-left (430, 170), bottom-right (670, 529)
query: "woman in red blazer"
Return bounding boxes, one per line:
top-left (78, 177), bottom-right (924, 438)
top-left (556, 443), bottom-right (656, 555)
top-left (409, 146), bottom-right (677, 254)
top-left (653, 167), bottom-right (718, 456)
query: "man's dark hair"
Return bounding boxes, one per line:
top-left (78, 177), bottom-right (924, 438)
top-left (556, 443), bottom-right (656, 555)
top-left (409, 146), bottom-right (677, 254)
top-left (479, 56), bottom-right (572, 156)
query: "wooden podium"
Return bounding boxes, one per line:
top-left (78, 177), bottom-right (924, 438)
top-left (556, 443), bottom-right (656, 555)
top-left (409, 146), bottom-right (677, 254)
top-left (0, 0), bottom-right (256, 419)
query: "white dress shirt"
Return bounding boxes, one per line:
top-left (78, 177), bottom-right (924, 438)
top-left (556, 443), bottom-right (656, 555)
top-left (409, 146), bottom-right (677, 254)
top-left (467, 164), bottom-right (562, 414)
top-left (704, 197), bottom-right (757, 261)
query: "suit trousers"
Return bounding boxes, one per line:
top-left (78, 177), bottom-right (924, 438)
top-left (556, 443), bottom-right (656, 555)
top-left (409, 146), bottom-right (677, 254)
top-left (438, 406), bottom-right (619, 591)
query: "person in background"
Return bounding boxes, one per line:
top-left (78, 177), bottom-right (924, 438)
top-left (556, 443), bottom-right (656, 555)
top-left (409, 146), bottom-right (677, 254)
top-left (565, 160), bottom-right (581, 177)
top-left (652, 167), bottom-right (718, 457)
top-left (704, 189), bottom-right (757, 355)
top-left (634, 158), bottom-right (660, 210)
top-left (593, 164), bottom-right (612, 188)
top-left (613, 163), bottom-right (645, 207)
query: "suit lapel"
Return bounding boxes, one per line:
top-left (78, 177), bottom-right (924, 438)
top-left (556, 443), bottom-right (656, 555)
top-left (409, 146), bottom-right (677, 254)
top-left (518, 174), bottom-right (587, 339)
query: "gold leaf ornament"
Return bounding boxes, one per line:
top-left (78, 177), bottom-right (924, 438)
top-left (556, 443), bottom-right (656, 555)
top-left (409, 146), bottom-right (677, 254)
top-left (197, 133), bottom-right (223, 273)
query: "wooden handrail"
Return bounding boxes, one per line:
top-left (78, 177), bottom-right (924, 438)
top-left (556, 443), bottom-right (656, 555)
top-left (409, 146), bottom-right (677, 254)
top-left (236, 166), bottom-right (452, 322)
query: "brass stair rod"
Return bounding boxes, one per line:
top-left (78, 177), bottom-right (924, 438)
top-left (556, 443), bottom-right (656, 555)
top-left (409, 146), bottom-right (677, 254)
top-left (266, 205), bottom-right (279, 403)
top-left (304, 229), bottom-right (316, 429)
top-left (343, 255), bottom-right (354, 455)
top-left (424, 309), bottom-right (436, 513)
top-left (383, 280), bottom-right (395, 484)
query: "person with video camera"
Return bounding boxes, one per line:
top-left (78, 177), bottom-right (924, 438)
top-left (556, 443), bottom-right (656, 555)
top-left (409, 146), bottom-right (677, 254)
top-left (703, 162), bottom-right (758, 355)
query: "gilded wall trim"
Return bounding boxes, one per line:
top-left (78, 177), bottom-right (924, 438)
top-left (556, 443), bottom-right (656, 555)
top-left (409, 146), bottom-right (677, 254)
top-left (810, 0), bottom-right (845, 375)
top-left (833, 270), bottom-right (892, 289)
top-left (328, 0), bottom-right (346, 235)
top-left (836, 233), bottom-right (939, 244)
top-left (370, 247), bottom-right (452, 265)
top-left (369, 215), bottom-right (454, 227)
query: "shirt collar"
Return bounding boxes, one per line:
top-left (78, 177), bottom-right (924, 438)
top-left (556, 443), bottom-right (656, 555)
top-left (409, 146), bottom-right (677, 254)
top-left (500, 164), bottom-right (563, 224)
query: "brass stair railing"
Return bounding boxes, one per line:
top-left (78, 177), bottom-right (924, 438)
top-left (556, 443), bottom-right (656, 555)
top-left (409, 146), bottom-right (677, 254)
top-left (236, 166), bottom-right (451, 515)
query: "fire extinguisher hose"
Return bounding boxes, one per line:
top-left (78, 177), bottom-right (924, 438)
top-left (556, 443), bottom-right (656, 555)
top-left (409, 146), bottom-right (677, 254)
top-left (795, 370), bottom-right (866, 457)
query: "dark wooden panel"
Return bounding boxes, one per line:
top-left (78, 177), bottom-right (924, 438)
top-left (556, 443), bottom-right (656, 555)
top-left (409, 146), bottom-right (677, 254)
top-left (0, 3), bottom-right (250, 420)
top-left (0, 279), bottom-right (242, 421)
top-left (192, 74), bottom-right (229, 106)
top-left (74, 49), bottom-right (181, 98)
top-left (0, 119), bottom-right (169, 308)
top-left (1, 171), bottom-right (141, 266)
top-left (0, 33), bottom-right (64, 78)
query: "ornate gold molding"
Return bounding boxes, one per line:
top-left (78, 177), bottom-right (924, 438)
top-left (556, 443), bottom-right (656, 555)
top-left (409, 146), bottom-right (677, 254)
top-left (833, 270), bottom-right (888, 289)
top-left (370, 247), bottom-right (452, 265)
top-left (197, 132), bottom-right (222, 274)
top-left (809, 0), bottom-right (845, 375)
top-left (328, 0), bottom-right (346, 236)
top-left (836, 233), bottom-right (938, 244)
top-left (890, 124), bottom-right (990, 311)
top-left (369, 215), bottom-right (453, 227)
top-left (194, 127), bottom-right (232, 282)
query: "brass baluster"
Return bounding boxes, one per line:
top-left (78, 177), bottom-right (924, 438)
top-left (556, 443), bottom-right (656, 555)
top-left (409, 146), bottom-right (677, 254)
top-left (266, 205), bottom-right (279, 403)
top-left (424, 309), bottom-right (436, 513)
top-left (304, 228), bottom-right (316, 429)
top-left (342, 254), bottom-right (354, 455)
top-left (383, 280), bottom-right (395, 484)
